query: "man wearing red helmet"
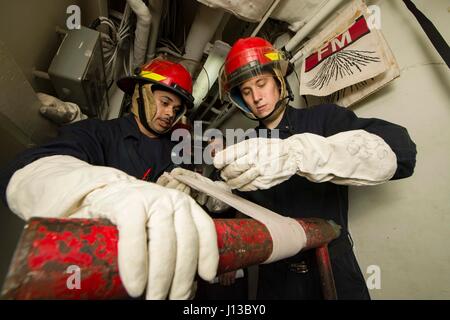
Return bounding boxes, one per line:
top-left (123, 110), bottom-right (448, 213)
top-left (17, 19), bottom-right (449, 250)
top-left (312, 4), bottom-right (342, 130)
top-left (215, 37), bottom-right (417, 299)
top-left (0, 58), bottom-right (219, 300)
top-left (118, 59), bottom-right (195, 136)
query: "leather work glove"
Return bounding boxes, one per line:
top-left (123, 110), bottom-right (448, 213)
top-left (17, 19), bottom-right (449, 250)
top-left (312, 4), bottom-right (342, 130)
top-left (157, 167), bottom-right (231, 214)
top-left (37, 92), bottom-right (87, 124)
top-left (213, 130), bottom-right (397, 191)
top-left (6, 155), bottom-right (219, 299)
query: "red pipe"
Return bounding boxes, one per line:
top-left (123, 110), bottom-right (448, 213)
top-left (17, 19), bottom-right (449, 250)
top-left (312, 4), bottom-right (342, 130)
top-left (316, 245), bottom-right (337, 300)
top-left (1, 217), bottom-right (340, 299)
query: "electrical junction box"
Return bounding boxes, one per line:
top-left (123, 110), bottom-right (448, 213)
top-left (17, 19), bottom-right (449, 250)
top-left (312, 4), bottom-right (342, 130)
top-left (48, 26), bottom-right (108, 118)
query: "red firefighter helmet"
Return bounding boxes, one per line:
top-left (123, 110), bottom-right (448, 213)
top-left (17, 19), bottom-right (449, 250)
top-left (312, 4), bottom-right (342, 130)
top-left (219, 37), bottom-right (290, 120)
top-left (117, 58), bottom-right (194, 135)
top-left (118, 58), bottom-right (194, 110)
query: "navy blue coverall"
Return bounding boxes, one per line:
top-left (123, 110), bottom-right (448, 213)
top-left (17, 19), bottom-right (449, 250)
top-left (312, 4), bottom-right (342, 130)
top-left (237, 104), bottom-right (417, 300)
top-left (0, 114), bottom-right (177, 205)
top-left (0, 105), bottom-right (417, 300)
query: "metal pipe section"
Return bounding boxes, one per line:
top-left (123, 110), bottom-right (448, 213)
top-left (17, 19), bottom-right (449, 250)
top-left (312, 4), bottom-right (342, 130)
top-left (198, 91), bottom-right (220, 120)
top-left (316, 245), bottom-right (337, 300)
top-left (285, 0), bottom-right (346, 59)
top-left (1, 217), bottom-right (340, 299)
top-left (127, 0), bottom-right (152, 68)
top-left (183, 4), bottom-right (225, 74)
top-left (207, 104), bottom-right (236, 130)
top-left (192, 40), bottom-right (230, 113)
top-left (146, 0), bottom-right (163, 61)
top-left (251, 0), bottom-right (281, 37)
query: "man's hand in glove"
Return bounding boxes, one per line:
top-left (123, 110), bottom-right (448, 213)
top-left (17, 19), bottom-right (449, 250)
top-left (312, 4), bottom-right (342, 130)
top-left (72, 180), bottom-right (218, 299)
top-left (6, 155), bottom-right (219, 299)
top-left (213, 130), bottom-right (397, 191)
top-left (157, 167), bottom-right (231, 213)
top-left (37, 92), bottom-right (87, 124)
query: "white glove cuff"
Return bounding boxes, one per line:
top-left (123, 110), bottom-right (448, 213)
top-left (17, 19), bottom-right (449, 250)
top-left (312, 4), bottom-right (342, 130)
top-left (286, 130), bottom-right (397, 186)
top-left (6, 155), bottom-right (133, 220)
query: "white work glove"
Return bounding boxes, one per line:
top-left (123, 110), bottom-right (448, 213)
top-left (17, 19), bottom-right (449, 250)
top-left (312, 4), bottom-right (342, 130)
top-left (6, 155), bottom-right (219, 299)
top-left (156, 168), bottom-right (231, 214)
top-left (214, 130), bottom-right (397, 191)
top-left (37, 92), bottom-right (87, 124)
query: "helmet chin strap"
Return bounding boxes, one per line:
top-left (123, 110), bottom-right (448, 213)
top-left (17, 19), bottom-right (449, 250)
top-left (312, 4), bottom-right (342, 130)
top-left (256, 95), bottom-right (291, 122)
top-left (137, 84), bottom-right (161, 136)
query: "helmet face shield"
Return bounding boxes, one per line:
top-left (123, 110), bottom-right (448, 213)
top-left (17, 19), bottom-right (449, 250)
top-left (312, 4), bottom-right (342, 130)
top-left (219, 49), bottom-right (289, 120)
top-left (222, 46), bottom-right (289, 92)
top-left (219, 38), bottom-right (290, 120)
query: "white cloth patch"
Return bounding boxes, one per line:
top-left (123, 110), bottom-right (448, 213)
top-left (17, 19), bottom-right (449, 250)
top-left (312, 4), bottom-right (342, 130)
top-left (172, 174), bottom-right (307, 264)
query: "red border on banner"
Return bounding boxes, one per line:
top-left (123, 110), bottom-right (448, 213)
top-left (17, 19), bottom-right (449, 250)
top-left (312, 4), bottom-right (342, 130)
top-left (305, 16), bottom-right (371, 73)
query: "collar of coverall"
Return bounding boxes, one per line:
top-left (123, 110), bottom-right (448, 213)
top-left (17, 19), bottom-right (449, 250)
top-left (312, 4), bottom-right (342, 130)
top-left (120, 114), bottom-right (172, 141)
top-left (256, 104), bottom-right (295, 131)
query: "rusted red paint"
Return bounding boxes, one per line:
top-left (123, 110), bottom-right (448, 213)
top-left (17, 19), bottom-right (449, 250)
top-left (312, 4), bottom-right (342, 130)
top-left (297, 218), bottom-right (341, 250)
top-left (215, 219), bottom-right (273, 274)
top-left (3, 218), bottom-right (127, 299)
top-left (1, 217), bottom-right (340, 300)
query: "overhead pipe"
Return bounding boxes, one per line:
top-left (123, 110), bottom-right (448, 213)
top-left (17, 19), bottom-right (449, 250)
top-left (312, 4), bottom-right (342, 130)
top-left (208, 104), bottom-right (236, 130)
top-left (198, 91), bottom-right (220, 120)
top-left (146, 0), bottom-right (163, 61)
top-left (250, 0), bottom-right (281, 37)
top-left (183, 4), bottom-right (225, 74)
top-left (127, 0), bottom-right (152, 68)
top-left (284, 0), bottom-right (347, 63)
top-left (212, 12), bottom-right (231, 42)
top-left (191, 40), bottom-right (230, 114)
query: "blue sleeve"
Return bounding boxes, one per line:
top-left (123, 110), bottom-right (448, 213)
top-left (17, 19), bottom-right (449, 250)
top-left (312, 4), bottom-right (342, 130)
top-left (319, 104), bottom-right (417, 180)
top-left (0, 119), bottom-right (107, 205)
